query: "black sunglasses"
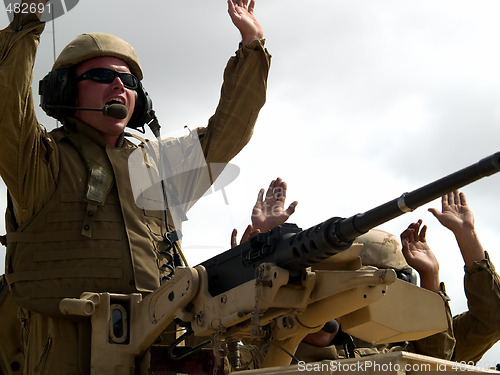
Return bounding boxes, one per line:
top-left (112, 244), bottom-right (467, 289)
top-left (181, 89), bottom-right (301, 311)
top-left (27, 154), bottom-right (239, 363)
top-left (76, 68), bottom-right (139, 90)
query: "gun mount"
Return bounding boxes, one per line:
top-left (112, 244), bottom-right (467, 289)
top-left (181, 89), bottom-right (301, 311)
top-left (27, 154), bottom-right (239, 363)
top-left (55, 152), bottom-right (500, 374)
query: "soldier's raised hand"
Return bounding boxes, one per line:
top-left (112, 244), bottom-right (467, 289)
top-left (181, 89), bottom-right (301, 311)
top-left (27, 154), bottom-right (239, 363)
top-left (251, 178), bottom-right (298, 234)
top-left (400, 220), bottom-right (440, 292)
top-left (428, 191), bottom-right (475, 235)
top-left (429, 191), bottom-right (485, 268)
top-left (227, 0), bottom-right (264, 45)
top-left (231, 178), bottom-right (298, 248)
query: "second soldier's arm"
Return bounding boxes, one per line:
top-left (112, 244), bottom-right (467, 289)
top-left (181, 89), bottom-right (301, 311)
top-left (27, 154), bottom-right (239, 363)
top-left (429, 191), bottom-right (500, 363)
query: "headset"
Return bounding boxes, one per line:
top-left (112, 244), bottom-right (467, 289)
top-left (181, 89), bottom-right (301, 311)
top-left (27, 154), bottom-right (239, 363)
top-left (39, 67), bottom-right (153, 132)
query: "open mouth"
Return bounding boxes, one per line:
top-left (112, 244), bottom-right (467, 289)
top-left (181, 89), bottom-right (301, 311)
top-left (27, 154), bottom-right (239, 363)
top-left (106, 97), bottom-right (125, 106)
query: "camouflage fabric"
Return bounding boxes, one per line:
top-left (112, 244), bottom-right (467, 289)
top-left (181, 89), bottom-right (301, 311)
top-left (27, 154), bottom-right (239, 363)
top-left (357, 229), bottom-right (410, 271)
top-left (451, 252), bottom-right (500, 363)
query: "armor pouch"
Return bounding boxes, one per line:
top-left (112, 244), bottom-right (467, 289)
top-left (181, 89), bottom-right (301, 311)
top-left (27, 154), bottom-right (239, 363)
top-left (65, 132), bottom-right (114, 238)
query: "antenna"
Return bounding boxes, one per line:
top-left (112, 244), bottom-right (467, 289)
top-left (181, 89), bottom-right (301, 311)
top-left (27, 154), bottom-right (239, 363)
top-left (50, 4), bottom-right (58, 128)
top-left (50, 8), bottom-right (56, 62)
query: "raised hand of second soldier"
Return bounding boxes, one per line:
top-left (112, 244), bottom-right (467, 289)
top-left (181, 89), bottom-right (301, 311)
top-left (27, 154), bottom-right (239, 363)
top-left (428, 191), bottom-right (485, 268)
top-left (251, 177), bottom-right (298, 234)
top-left (428, 191), bottom-right (475, 234)
top-left (227, 0), bottom-right (264, 45)
top-left (231, 178), bottom-right (298, 248)
top-left (400, 220), bottom-right (440, 292)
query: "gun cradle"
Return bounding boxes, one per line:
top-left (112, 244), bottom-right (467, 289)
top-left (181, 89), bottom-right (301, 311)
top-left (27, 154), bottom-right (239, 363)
top-left (58, 258), bottom-right (449, 372)
top-left (185, 250), bottom-right (448, 368)
top-left (187, 263), bottom-right (396, 340)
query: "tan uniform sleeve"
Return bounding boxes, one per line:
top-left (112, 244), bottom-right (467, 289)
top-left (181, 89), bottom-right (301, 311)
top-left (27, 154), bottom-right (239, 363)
top-left (0, 16), bottom-right (55, 225)
top-left (0, 15), bottom-right (58, 227)
top-left (408, 283), bottom-right (456, 360)
top-left (451, 252), bottom-right (500, 363)
top-left (198, 39), bottom-right (271, 163)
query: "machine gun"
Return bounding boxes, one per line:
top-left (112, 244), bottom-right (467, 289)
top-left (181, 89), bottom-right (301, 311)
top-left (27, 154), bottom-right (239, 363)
top-left (59, 152), bottom-right (500, 374)
top-left (202, 151), bottom-right (500, 295)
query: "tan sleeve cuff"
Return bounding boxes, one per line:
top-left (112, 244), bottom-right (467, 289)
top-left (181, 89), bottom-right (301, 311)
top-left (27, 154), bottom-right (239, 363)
top-left (465, 251), bottom-right (495, 275)
top-left (241, 38), bottom-right (266, 49)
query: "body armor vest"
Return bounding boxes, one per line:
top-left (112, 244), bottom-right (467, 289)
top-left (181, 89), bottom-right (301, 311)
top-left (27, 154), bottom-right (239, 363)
top-left (5, 125), bottom-right (177, 316)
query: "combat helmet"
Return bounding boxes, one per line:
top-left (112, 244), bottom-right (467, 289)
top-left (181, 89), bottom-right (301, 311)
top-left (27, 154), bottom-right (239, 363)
top-left (356, 229), bottom-right (417, 284)
top-left (39, 32), bottom-right (152, 130)
top-left (53, 32), bottom-right (143, 80)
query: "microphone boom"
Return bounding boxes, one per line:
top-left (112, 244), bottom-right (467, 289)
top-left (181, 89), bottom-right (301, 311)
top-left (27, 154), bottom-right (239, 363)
top-left (45, 104), bottom-right (128, 120)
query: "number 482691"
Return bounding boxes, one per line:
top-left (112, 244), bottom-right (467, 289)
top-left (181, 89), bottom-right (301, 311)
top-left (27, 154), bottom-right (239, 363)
top-left (6, 2), bottom-right (51, 14)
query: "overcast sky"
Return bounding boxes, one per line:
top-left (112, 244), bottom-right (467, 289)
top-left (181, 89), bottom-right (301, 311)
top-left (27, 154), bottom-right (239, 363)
top-left (1, 0), bottom-right (500, 367)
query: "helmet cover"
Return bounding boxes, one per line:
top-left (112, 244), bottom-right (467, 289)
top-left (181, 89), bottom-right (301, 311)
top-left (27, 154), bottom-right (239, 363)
top-left (356, 229), bottom-right (410, 271)
top-left (52, 32), bottom-right (143, 80)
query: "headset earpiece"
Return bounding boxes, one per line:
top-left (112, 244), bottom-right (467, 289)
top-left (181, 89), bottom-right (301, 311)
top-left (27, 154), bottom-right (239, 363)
top-left (39, 67), bottom-right (76, 121)
top-left (127, 82), bottom-right (153, 132)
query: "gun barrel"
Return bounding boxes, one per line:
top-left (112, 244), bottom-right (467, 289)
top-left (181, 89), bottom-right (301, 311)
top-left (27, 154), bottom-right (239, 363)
top-left (335, 152), bottom-right (500, 244)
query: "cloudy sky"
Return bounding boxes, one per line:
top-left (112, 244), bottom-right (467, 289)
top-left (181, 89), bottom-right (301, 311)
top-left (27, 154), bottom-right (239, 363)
top-left (1, 0), bottom-right (500, 367)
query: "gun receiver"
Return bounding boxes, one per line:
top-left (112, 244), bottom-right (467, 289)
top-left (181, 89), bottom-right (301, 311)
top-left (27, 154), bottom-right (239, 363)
top-left (201, 152), bottom-right (500, 296)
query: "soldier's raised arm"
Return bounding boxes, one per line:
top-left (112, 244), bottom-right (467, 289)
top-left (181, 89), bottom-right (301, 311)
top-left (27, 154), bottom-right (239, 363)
top-left (428, 191), bottom-right (500, 363)
top-left (0, 0), bottom-right (59, 226)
